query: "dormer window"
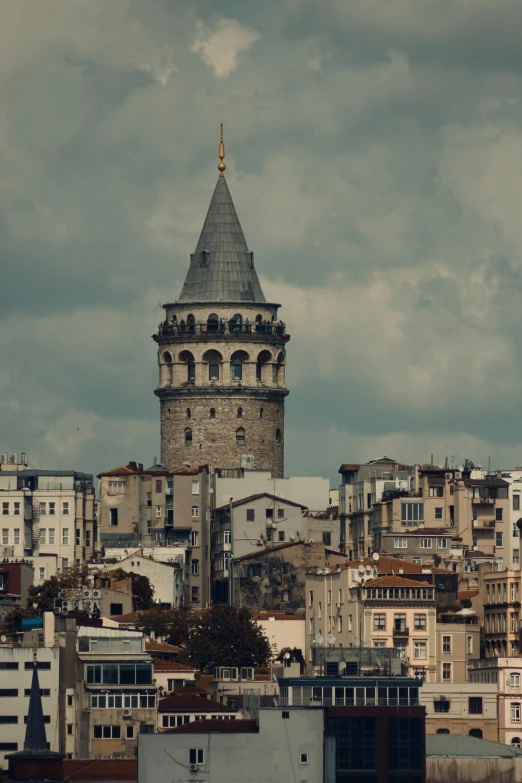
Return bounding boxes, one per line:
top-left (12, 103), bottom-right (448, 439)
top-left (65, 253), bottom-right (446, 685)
top-left (201, 251), bottom-right (210, 266)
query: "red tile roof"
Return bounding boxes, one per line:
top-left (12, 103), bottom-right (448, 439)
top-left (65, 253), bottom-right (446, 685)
top-left (165, 719), bottom-right (257, 734)
top-left (250, 610), bottom-right (305, 622)
top-left (216, 492), bottom-right (307, 511)
top-left (235, 541), bottom-right (318, 562)
top-left (153, 659), bottom-right (195, 672)
top-left (158, 692), bottom-right (237, 713)
top-left (64, 760), bottom-right (137, 782)
top-left (343, 555), bottom-right (451, 575)
top-left (458, 590), bottom-right (479, 600)
top-left (363, 575), bottom-right (435, 589)
top-left (146, 639), bottom-right (182, 653)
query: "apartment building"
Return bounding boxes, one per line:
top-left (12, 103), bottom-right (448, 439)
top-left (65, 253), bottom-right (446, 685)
top-left (381, 528), bottom-right (457, 569)
top-left (468, 657), bottom-right (522, 746)
top-left (338, 458), bottom-right (412, 558)
top-left (482, 570), bottom-right (522, 658)
top-left (76, 625), bottom-right (156, 758)
top-left (97, 462), bottom-right (210, 608)
top-left (435, 615), bottom-right (481, 683)
top-left (0, 467), bottom-right (96, 577)
top-left (420, 682), bottom-right (498, 740)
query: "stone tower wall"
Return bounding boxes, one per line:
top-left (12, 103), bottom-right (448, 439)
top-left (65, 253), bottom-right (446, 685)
top-left (160, 394), bottom-right (285, 477)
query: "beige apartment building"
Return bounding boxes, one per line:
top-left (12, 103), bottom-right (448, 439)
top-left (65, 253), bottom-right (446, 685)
top-left (435, 617), bottom-right (481, 684)
top-left (98, 462), bottom-right (210, 607)
top-left (481, 570), bottom-right (522, 658)
top-left (420, 682), bottom-right (498, 740)
top-left (469, 657), bottom-right (522, 746)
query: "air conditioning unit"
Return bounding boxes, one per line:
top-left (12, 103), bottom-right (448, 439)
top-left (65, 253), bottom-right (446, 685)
top-left (92, 590), bottom-right (101, 598)
top-left (445, 472), bottom-right (452, 479)
top-left (455, 471), bottom-right (462, 479)
top-left (62, 601), bottom-right (69, 609)
top-left (189, 764), bottom-right (198, 772)
top-left (123, 708), bottom-right (132, 717)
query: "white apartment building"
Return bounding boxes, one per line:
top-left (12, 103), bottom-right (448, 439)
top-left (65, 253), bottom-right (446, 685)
top-left (469, 657), bottom-right (522, 746)
top-left (214, 469), bottom-right (331, 513)
top-left (0, 466), bottom-right (96, 580)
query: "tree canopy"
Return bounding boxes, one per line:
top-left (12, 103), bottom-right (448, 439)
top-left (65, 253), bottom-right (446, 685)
top-left (276, 647), bottom-right (306, 673)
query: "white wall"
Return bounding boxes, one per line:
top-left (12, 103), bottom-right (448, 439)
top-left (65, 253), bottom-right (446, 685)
top-left (215, 471), bottom-right (330, 511)
top-left (256, 618), bottom-right (306, 658)
top-left (110, 554), bottom-right (181, 606)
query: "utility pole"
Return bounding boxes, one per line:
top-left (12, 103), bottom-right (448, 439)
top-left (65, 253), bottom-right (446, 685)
top-left (228, 497), bottom-right (234, 606)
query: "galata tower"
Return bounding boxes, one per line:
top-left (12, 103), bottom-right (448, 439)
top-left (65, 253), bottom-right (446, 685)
top-left (153, 128), bottom-right (290, 477)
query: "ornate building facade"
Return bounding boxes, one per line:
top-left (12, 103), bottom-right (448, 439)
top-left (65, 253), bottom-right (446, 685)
top-left (153, 132), bottom-right (290, 477)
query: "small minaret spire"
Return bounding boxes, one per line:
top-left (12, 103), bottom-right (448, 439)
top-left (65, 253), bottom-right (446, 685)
top-left (218, 124), bottom-right (226, 174)
top-left (24, 648), bottom-right (48, 753)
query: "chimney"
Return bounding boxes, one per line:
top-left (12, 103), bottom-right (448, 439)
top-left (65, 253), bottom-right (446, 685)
top-left (43, 612), bottom-right (55, 648)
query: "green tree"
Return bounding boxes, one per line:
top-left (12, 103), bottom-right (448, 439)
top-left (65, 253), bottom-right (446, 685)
top-left (186, 605), bottom-right (271, 672)
top-left (105, 569), bottom-right (154, 610)
top-left (0, 607), bottom-right (37, 633)
top-left (276, 647), bottom-right (306, 674)
top-left (27, 566), bottom-right (90, 614)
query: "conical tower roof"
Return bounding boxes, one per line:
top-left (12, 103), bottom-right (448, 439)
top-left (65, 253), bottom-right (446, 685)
top-left (178, 174), bottom-right (266, 304)
top-left (24, 663), bottom-right (49, 753)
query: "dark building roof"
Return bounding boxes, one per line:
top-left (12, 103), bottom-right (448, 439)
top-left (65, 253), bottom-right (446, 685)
top-left (235, 540), bottom-right (317, 562)
top-left (426, 734), bottom-right (521, 758)
top-left (363, 575), bottom-right (433, 589)
top-left (165, 719), bottom-right (258, 734)
top-left (64, 759), bottom-right (138, 782)
top-left (158, 692), bottom-right (237, 713)
top-left (177, 174), bottom-right (266, 304)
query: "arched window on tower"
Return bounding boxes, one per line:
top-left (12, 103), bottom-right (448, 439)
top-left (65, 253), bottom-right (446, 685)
top-left (203, 349), bottom-right (222, 382)
top-left (162, 351), bottom-right (173, 364)
top-left (207, 313), bottom-right (219, 333)
top-left (260, 407), bottom-right (264, 419)
top-left (210, 408), bottom-right (216, 418)
top-left (236, 428), bottom-right (245, 447)
top-left (276, 428), bottom-right (282, 445)
top-left (186, 408), bottom-right (191, 419)
top-left (237, 407), bottom-right (243, 418)
top-left (256, 350), bottom-right (272, 383)
top-left (179, 350), bottom-right (196, 382)
top-left (187, 314), bottom-right (195, 333)
top-left (232, 357), bottom-right (243, 381)
top-left (185, 429), bottom-right (193, 447)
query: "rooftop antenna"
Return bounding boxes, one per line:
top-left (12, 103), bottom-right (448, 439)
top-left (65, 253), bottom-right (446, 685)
top-left (218, 124), bottom-right (226, 174)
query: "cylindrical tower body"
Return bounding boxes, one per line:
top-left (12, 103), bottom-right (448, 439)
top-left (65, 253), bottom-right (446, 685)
top-left (153, 169), bottom-right (290, 477)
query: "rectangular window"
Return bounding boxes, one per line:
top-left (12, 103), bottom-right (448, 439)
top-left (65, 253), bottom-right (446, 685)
top-left (514, 549), bottom-right (520, 565)
top-left (191, 559), bottom-right (199, 575)
top-left (85, 529), bottom-right (91, 548)
top-left (496, 507), bottom-right (503, 521)
top-left (512, 703), bottom-right (521, 723)
top-left (62, 557), bottom-right (69, 569)
top-left (322, 532), bottom-right (331, 546)
top-left (373, 613), bottom-right (386, 630)
top-left (39, 567), bottom-right (45, 580)
top-left (514, 494), bottom-right (521, 511)
top-left (246, 509), bottom-right (255, 521)
top-left (414, 613), bottom-right (426, 631)
top-left (1, 502), bottom-right (9, 515)
top-left (62, 501), bottom-right (69, 515)
top-left (420, 538), bottom-right (432, 549)
top-left (155, 506), bottom-right (161, 518)
top-left (266, 508), bottom-right (273, 519)
top-left (469, 697), bottom-right (482, 714)
top-left (191, 481), bottom-right (200, 495)
top-left (191, 506), bottom-right (199, 518)
top-left (429, 486), bottom-right (444, 497)
top-left (67, 694), bottom-right (73, 706)
top-left (191, 531), bottom-right (199, 547)
top-left (467, 635), bottom-right (473, 655)
top-left (435, 507), bottom-right (443, 520)
top-left (438, 538), bottom-right (447, 549)
top-left (48, 528), bottom-right (55, 545)
top-left (300, 753), bottom-right (308, 764)
top-left (191, 586), bottom-right (199, 603)
top-left (109, 508), bottom-right (118, 527)
top-left (511, 673), bottom-right (521, 688)
top-left (278, 508), bottom-right (285, 518)
top-left (442, 636), bottom-right (452, 654)
top-left (394, 538), bottom-right (407, 549)
top-left (93, 725), bottom-right (121, 739)
top-left (108, 481), bottom-right (125, 494)
top-left (39, 528), bottom-right (46, 545)
top-left (155, 480), bottom-right (162, 494)
top-left (442, 663), bottom-right (452, 681)
top-left (49, 502), bottom-right (55, 516)
top-left (13, 529), bottom-right (19, 545)
top-left (76, 529), bottom-right (81, 546)
top-left (126, 725), bottom-right (134, 739)
top-left (278, 530), bottom-right (285, 542)
top-left (189, 749), bottom-right (205, 766)
top-left (434, 700), bottom-right (450, 713)
top-left (24, 689), bottom-right (50, 697)
top-left (0, 743), bottom-right (18, 750)
top-left (13, 502), bottom-right (20, 516)
top-left (0, 662), bottom-right (18, 670)
top-left (0, 689), bottom-right (18, 696)
top-left (496, 532), bottom-right (504, 548)
top-left (0, 716), bottom-right (18, 724)
top-left (62, 528), bottom-right (69, 545)
top-left (309, 590), bottom-right (313, 607)
top-left (39, 502), bottom-right (47, 515)
top-left (401, 502), bottom-right (424, 526)
top-left (414, 642), bottom-right (427, 659)
top-left (24, 662), bottom-right (50, 670)
top-left (1, 529), bottom-right (8, 545)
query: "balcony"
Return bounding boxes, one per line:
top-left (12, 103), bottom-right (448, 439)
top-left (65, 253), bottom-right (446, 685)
top-left (472, 519), bottom-right (495, 529)
top-left (472, 497), bottom-right (495, 505)
top-left (154, 321), bottom-right (290, 345)
top-left (393, 626), bottom-right (409, 637)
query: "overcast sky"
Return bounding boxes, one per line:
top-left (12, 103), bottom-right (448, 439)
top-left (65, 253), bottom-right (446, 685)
top-left (2, 0), bottom-right (522, 484)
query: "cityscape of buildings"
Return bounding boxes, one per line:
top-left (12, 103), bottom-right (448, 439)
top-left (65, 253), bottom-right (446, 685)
top-left (3, 138), bottom-right (522, 783)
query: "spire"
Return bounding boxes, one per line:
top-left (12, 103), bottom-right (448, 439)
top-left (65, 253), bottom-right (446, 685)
top-left (24, 652), bottom-right (48, 753)
top-left (178, 133), bottom-right (266, 303)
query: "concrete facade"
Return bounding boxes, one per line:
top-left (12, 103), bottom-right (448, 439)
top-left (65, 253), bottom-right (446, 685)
top-left (435, 620), bottom-right (481, 684)
top-left (468, 657), bottom-right (522, 746)
top-left (214, 469), bottom-right (331, 512)
top-left (112, 552), bottom-right (186, 608)
top-left (420, 682), bottom-right (498, 740)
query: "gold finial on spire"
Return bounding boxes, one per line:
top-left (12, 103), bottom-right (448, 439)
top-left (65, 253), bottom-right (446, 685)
top-left (218, 124), bottom-right (226, 174)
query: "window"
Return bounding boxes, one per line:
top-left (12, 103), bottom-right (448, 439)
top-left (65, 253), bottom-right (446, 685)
top-left (191, 506), bottom-right (199, 518)
top-left (93, 725), bottom-right (121, 739)
top-left (434, 700), bottom-right (450, 713)
top-left (208, 358), bottom-right (219, 380)
top-left (442, 636), bottom-right (452, 654)
top-left (39, 528), bottom-right (46, 545)
top-left (469, 697), bottom-right (482, 715)
top-left (155, 506), bottom-right (161, 518)
top-left (2, 529), bottom-right (8, 545)
top-left (108, 481), bottom-right (125, 494)
top-left (429, 486), bottom-right (444, 497)
top-left (49, 502), bottom-right (56, 516)
top-left (0, 662), bottom-right (18, 670)
top-left (322, 532), bottom-right (331, 546)
top-left (67, 694), bottom-right (73, 707)
top-left (414, 614), bottom-right (426, 631)
top-left (282, 711), bottom-right (290, 719)
top-left (62, 501), bottom-right (70, 515)
top-left (0, 689), bottom-right (18, 696)
top-left (496, 507), bottom-right (503, 521)
top-left (394, 538), bottom-right (407, 548)
top-left (438, 538), bottom-right (447, 549)
top-left (13, 502), bottom-right (20, 516)
top-left (420, 538), bottom-right (432, 549)
top-left (39, 502), bottom-right (47, 515)
top-left (436, 729), bottom-right (450, 735)
top-left (414, 642), bottom-right (426, 660)
top-left (186, 408), bottom-right (191, 419)
top-left (512, 737), bottom-right (521, 747)
top-left (0, 717), bottom-right (18, 724)
top-left (109, 507), bottom-right (118, 526)
top-left (278, 508), bottom-right (285, 518)
top-left (0, 743), bottom-right (18, 751)
top-left (24, 662), bottom-right (51, 670)
top-left (67, 724), bottom-right (73, 735)
top-left (275, 428), bottom-right (282, 444)
top-left (309, 591), bottom-right (313, 607)
top-left (496, 532), bottom-right (504, 548)
top-left (435, 507), bottom-right (443, 520)
top-left (512, 703), bottom-right (521, 723)
top-left (191, 586), bottom-right (199, 603)
top-left (191, 531), bottom-right (199, 547)
top-left (246, 509), bottom-right (255, 522)
top-left (300, 754), bottom-right (308, 764)
top-left (237, 406), bottom-right (243, 418)
top-left (48, 528), bottom-right (55, 545)
top-left (22, 688), bottom-right (50, 697)
top-left (467, 635), bottom-right (473, 655)
top-left (191, 480), bottom-right (200, 495)
top-left (155, 480), bottom-right (162, 493)
top-left (511, 673), bottom-right (520, 689)
top-left (260, 407), bottom-right (264, 418)
top-left (192, 560), bottom-right (200, 575)
top-left (39, 567), bottom-right (45, 580)
top-left (210, 408), bottom-right (216, 418)
top-left (185, 429), bottom-right (193, 446)
top-left (236, 427), bottom-right (245, 446)
top-left (189, 749), bottom-right (205, 766)
top-left (374, 614), bottom-right (386, 630)
top-left (85, 529), bottom-right (91, 548)
top-left (282, 591), bottom-right (289, 602)
top-left (13, 529), bottom-right (19, 545)
top-left (442, 663), bottom-right (452, 681)
top-left (278, 531), bottom-right (285, 542)
top-left (1, 502), bottom-right (8, 516)
top-left (514, 495), bottom-right (521, 511)
top-left (62, 558), bottom-right (69, 569)
top-left (514, 549), bottom-right (520, 565)
top-left (401, 502), bottom-right (424, 526)
top-left (126, 725), bottom-right (134, 739)
top-left (76, 529), bottom-right (81, 546)
top-left (266, 508), bottom-right (273, 519)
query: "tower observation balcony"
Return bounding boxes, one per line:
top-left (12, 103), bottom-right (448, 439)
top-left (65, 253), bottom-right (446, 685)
top-left (154, 320), bottom-right (291, 346)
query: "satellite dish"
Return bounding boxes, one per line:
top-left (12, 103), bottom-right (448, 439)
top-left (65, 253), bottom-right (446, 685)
top-left (353, 574), bottom-right (361, 584)
top-left (358, 564), bottom-right (365, 575)
top-left (365, 565), bottom-right (372, 573)
top-left (339, 661), bottom-right (346, 671)
top-left (0, 635), bottom-right (6, 643)
top-left (352, 637), bottom-right (359, 646)
top-left (315, 634), bottom-right (324, 645)
top-left (284, 652), bottom-right (291, 660)
top-left (372, 552), bottom-right (380, 562)
top-left (327, 634), bottom-right (336, 645)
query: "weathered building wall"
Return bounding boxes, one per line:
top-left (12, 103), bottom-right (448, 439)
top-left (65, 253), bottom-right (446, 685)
top-left (426, 757), bottom-right (515, 783)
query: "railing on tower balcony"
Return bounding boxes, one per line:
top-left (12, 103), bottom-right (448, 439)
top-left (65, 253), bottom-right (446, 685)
top-left (156, 321), bottom-right (290, 343)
